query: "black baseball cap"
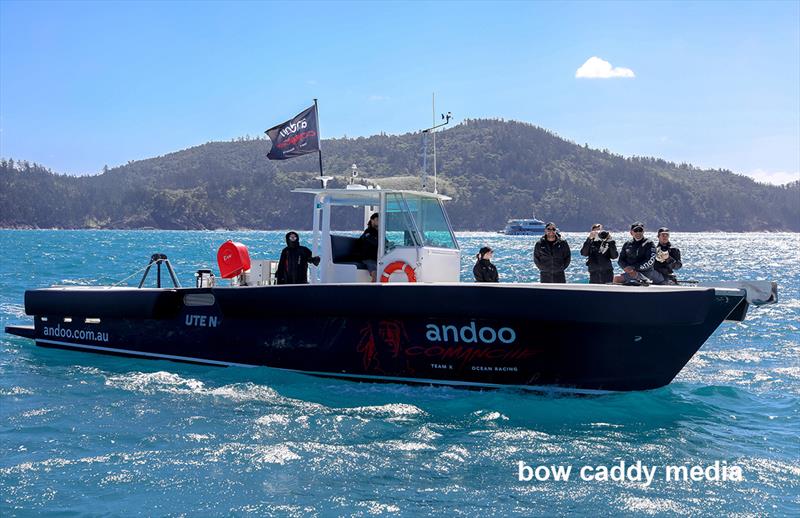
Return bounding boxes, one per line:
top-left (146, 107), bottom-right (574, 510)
top-left (630, 222), bottom-right (644, 231)
top-left (657, 227), bottom-right (670, 235)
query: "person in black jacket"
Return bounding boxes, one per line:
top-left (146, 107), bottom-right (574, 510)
top-left (533, 222), bottom-right (571, 283)
top-left (358, 213), bottom-right (380, 282)
top-left (615, 222), bottom-right (664, 284)
top-left (275, 231), bottom-right (320, 285)
top-left (653, 227), bottom-right (682, 285)
top-left (473, 246), bottom-right (499, 282)
top-left (580, 223), bottom-right (618, 284)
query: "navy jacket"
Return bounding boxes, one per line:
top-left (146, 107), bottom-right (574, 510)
top-left (580, 238), bottom-right (619, 273)
top-left (654, 242), bottom-right (682, 277)
top-left (534, 236), bottom-right (571, 274)
top-left (473, 259), bottom-right (499, 282)
top-left (276, 232), bottom-right (320, 285)
top-left (618, 237), bottom-right (656, 272)
top-left (358, 226), bottom-right (379, 261)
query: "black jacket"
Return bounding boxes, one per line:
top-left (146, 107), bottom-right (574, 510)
top-left (276, 233), bottom-right (320, 285)
top-left (618, 237), bottom-right (656, 272)
top-left (580, 238), bottom-right (619, 273)
top-left (473, 259), bottom-right (499, 282)
top-left (654, 242), bottom-right (682, 277)
top-left (534, 236), bottom-right (571, 274)
top-left (358, 226), bottom-right (379, 260)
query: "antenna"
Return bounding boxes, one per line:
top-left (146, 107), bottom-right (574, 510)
top-left (432, 93), bottom-right (436, 193)
top-left (317, 175), bottom-right (334, 189)
top-left (420, 94), bottom-right (452, 193)
top-left (420, 131), bottom-right (429, 190)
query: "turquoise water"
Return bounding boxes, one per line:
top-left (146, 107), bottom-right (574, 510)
top-left (1, 230), bottom-right (798, 516)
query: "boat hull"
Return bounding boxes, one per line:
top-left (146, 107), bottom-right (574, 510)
top-left (9, 284), bottom-right (744, 392)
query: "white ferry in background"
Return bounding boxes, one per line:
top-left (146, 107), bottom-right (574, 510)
top-left (501, 215), bottom-right (547, 235)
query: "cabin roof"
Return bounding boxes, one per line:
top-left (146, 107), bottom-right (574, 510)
top-left (292, 188), bottom-right (452, 204)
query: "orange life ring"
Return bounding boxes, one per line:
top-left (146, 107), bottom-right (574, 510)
top-left (380, 261), bottom-right (417, 283)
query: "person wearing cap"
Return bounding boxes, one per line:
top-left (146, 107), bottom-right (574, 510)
top-left (653, 227), bottom-right (682, 285)
top-left (534, 222), bottom-right (571, 283)
top-left (580, 223), bottom-right (618, 284)
top-left (276, 231), bottom-right (321, 285)
top-left (615, 222), bottom-right (664, 285)
top-left (473, 246), bottom-right (499, 282)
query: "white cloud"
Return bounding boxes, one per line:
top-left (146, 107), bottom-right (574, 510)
top-left (368, 95), bottom-right (390, 102)
top-left (575, 56), bottom-right (635, 79)
top-left (743, 169), bottom-right (799, 185)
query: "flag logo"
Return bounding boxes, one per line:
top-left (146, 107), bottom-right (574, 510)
top-left (265, 105), bottom-right (320, 160)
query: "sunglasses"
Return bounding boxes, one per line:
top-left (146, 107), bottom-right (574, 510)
top-left (545, 228), bottom-right (556, 231)
top-left (632, 228), bottom-right (644, 233)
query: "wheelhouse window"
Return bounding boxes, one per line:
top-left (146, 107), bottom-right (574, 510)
top-left (403, 195), bottom-right (458, 250)
top-left (384, 194), bottom-right (421, 251)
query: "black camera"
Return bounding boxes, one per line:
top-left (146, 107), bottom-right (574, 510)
top-left (598, 231), bottom-right (610, 240)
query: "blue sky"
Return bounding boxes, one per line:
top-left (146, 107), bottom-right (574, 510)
top-left (1, 0), bottom-right (798, 184)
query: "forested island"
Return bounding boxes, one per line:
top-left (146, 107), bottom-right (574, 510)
top-left (1, 119), bottom-right (797, 231)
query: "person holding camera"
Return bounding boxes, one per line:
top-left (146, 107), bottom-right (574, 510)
top-left (473, 246), bottom-right (499, 282)
top-left (534, 222), bottom-right (571, 283)
top-left (580, 223), bottom-right (618, 284)
top-left (653, 227), bottom-right (682, 285)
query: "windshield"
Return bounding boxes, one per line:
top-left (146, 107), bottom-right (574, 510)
top-left (403, 195), bottom-right (458, 249)
top-left (384, 194), bottom-right (421, 251)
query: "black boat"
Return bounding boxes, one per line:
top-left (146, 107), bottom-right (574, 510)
top-left (5, 187), bottom-right (777, 393)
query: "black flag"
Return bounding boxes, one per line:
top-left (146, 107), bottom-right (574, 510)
top-left (265, 105), bottom-right (320, 160)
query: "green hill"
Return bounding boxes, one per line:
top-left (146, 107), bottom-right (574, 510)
top-left (1, 119), bottom-right (798, 230)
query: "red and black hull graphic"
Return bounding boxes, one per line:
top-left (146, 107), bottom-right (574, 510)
top-left (13, 284), bottom-right (744, 391)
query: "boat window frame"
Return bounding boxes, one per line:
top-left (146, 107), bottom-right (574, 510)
top-left (381, 193), bottom-right (423, 255)
top-left (400, 194), bottom-right (460, 251)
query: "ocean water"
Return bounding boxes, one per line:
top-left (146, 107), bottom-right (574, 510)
top-left (0, 230), bottom-right (798, 517)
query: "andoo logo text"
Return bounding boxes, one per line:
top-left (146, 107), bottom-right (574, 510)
top-left (279, 118), bottom-right (308, 139)
top-left (425, 322), bottom-right (516, 345)
top-left (42, 324), bottom-right (109, 343)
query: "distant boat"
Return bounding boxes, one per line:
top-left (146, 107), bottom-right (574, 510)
top-left (501, 216), bottom-right (547, 235)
